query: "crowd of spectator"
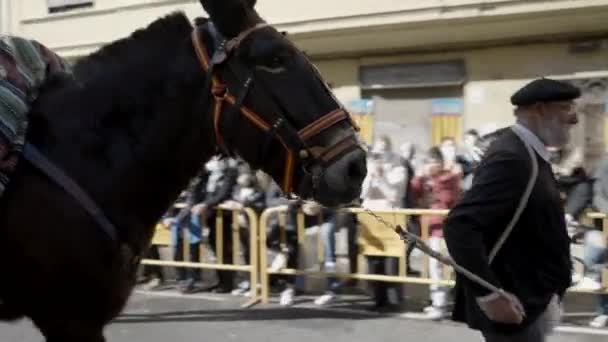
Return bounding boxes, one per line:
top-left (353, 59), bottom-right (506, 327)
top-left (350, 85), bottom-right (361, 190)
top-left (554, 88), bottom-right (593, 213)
top-left (137, 129), bottom-right (607, 328)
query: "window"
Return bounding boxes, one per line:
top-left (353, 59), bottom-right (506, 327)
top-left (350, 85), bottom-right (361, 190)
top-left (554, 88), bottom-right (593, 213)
top-left (360, 60), bottom-right (466, 90)
top-left (47, 0), bottom-right (93, 14)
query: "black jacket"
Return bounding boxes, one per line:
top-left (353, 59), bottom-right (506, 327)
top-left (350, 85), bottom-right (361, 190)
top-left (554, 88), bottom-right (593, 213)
top-left (202, 166), bottom-right (238, 208)
top-left (444, 128), bottom-right (571, 334)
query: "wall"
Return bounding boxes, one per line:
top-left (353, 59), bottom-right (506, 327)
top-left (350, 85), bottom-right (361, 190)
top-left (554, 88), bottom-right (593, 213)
top-left (9, 1), bottom-right (608, 58)
top-left (312, 40), bottom-right (608, 132)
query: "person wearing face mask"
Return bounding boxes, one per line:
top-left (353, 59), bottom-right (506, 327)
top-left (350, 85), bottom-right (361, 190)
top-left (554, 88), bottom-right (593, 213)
top-left (191, 156), bottom-right (239, 293)
top-left (222, 165), bottom-right (266, 296)
top-left (459, 130), bottom-right (483, 191)
top-left (361, 136), bottom-right (406, 209)
top-left (443, 78), bottom-right (580, 341)
top-left (410, 146), bottom-right (463, 320)
top-left (360, 136), bottom-right (408, 309)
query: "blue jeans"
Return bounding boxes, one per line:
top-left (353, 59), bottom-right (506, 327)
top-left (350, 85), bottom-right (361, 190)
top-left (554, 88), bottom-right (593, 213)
top-left (171, 213), bottom-right (202, 246)
top-left (171, 213), bottom-right (202, 282)
top-left (320, 220), bottom-right (340, 292)
top-left (583, 234), bottom-right (608, 315)
top-left (319, 214), bottom-right (358, 293)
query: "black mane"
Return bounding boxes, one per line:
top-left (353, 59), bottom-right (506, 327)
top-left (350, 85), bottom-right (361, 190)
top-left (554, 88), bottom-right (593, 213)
top-left (72, 12), bottom-right (194, 82)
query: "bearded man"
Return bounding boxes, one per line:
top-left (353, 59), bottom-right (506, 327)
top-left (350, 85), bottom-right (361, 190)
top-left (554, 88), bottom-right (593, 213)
top-left (443, 78), bottom-right (580, 342)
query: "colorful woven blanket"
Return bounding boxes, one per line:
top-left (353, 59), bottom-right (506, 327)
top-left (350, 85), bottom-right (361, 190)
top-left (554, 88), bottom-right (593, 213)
top-left (0, 35), bottom-right (70, 197)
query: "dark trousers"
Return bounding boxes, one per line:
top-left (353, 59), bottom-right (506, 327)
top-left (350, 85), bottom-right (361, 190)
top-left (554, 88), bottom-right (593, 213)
top-left (367, 256), bottom-right (402, 306)
top-left (173, 239), bottom-right (201, 282)
top-left (142, 245), bottom-right (164, 281)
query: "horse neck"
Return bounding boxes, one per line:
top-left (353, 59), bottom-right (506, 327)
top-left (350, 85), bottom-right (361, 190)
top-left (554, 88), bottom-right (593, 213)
top-left (108, 61), bottom-right (217, 229)
top-left (38, 41), bottom-right (217, 233)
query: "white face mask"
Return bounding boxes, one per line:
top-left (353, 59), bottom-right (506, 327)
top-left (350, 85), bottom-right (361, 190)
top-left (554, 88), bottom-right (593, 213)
top-left (463, 135), bottom-right (477, 149)
top-left (440, 145), bottom-right (456, 162)
top-left (205, 158), bottom-right (223, 172)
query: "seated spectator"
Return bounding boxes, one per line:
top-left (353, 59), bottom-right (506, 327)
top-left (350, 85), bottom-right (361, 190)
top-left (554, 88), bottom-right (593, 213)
top-left (167, 174), bottom-right (207, 294)
top-left (191, 156), bottom-right (239, 293)
top-left (223, 165), bottom-right (266, 296)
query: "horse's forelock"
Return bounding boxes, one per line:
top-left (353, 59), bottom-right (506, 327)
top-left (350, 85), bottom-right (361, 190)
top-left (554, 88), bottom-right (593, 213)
top-left (199, 0), bottom-right (262, 38)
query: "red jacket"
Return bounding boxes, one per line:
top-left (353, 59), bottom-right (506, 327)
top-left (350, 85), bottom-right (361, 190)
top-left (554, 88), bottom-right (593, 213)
top-left (411, 170), bottom-right (462, 236)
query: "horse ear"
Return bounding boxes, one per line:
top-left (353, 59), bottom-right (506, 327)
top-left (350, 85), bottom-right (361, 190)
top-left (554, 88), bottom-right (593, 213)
top-left (199, 0), bottom-right (258, 37)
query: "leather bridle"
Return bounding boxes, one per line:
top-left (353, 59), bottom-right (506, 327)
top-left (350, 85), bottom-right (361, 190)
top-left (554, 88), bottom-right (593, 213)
top-left (191, 20), bottom-right (362, 194)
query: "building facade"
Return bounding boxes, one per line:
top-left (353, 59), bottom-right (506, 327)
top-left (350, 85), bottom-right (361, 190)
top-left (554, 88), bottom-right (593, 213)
top-left (5, 0), bottom-right (608, 167)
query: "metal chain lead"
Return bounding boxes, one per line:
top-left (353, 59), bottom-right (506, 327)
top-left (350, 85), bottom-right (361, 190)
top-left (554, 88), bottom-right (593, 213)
top-left (360, 207), bottom-right (506, 296)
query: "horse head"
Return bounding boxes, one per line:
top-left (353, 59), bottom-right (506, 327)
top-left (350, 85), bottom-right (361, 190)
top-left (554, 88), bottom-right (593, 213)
top-left (197, 0), bottom-right (367, 207)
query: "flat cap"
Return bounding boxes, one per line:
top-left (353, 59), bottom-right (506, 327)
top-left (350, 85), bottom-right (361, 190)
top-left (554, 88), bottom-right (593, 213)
top-left (511, 78), bottom-right (581, 106)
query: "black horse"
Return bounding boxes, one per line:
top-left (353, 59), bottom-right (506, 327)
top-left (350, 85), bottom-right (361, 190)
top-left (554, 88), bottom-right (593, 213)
top-left (0, 1), bottom-right (367, 341)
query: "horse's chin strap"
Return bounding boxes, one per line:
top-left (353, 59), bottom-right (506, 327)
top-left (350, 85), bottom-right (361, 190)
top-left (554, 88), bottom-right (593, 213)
top-left (191, 21), bottom-right (361, 195)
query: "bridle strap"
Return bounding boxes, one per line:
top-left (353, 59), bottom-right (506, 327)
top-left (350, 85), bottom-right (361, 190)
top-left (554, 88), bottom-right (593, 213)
top-left (192, 25), bottom-right (296, 191)
top-left (191, 22), bottom-right (361, 194)
top-left (310, 135), bottom-right (361, 165)
top-left (220, 76), bottom-right (254, 151)
top-left (298, 109), bottom-right (351, 141)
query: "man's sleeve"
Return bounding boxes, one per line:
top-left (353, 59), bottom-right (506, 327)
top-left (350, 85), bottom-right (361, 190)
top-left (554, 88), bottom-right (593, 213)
top-left (443, 151), bottom-right (529, 297)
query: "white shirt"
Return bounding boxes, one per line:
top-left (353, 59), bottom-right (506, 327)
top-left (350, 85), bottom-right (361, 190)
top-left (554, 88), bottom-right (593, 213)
top-left (511, 123), bottom-right (551, 163)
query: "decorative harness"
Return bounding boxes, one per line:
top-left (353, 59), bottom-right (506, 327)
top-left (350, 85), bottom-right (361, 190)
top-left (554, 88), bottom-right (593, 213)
top-left (191, 20), bottom-right (362, 194)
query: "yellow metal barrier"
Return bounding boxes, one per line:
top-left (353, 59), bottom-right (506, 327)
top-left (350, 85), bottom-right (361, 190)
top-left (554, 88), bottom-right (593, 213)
top-left (259, 207), bottom-right (608, 303)
top-left (259, 206), bottom-right (453, 304)
top-left (575, 212), bottom-right (608, 293)
top-left (142, 205), bottom-right (260, 307)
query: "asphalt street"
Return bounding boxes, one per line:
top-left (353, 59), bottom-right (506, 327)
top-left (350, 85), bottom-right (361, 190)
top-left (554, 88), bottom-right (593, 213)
top-left (1, 289), bottom-right (607, 342)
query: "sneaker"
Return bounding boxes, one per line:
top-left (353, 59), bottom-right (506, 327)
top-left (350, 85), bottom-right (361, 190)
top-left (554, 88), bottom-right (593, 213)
top-left (270, 253), bottom-right (287, 273)
top-left (314, 292), bottom-right (336, 306)
top-left (423, 306), bottom-right (445, 321)
top-left (590, 315), bottom-right (608, 328)
top-left (231, 281), bottom-right (250, 296)
top-left (279, 288), bottom-right (295, 307)
top-left (178, 279), bottom-right (199, 294)
top-left (142, 278), bottom-right (163, 291)
top-left (323, 261), bottom-right (336, 273)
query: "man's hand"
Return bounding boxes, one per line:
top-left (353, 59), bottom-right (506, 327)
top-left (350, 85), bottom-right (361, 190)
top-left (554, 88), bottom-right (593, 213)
top-left (477, 292), bottom-right (526, 324)
top-left (161, 218), bottom-right (175, 229)
top-left (302, 201), bottom-right (322, 216)
top-left (222, 200), bottom-right (244, 210)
